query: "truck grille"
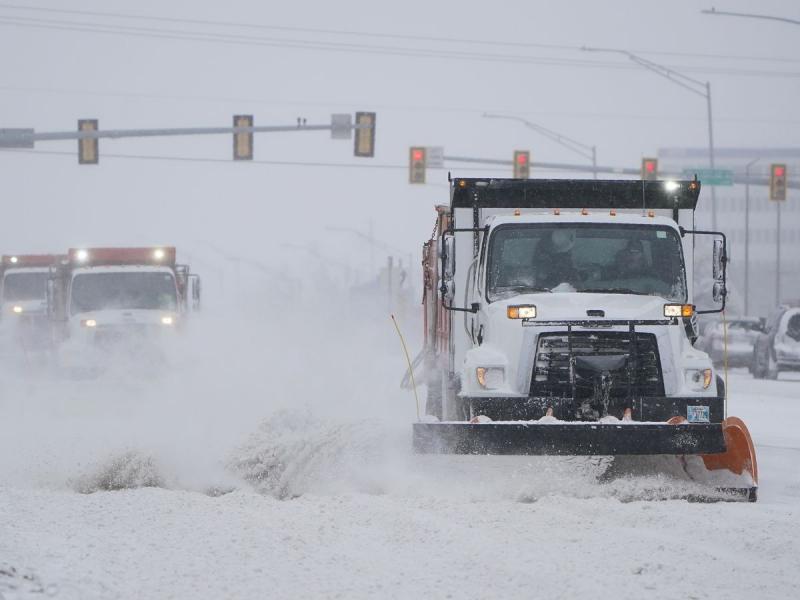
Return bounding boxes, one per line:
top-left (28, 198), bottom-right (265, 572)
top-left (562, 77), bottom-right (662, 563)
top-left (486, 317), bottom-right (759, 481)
top-left (531, 331), bottom-right (664, 399)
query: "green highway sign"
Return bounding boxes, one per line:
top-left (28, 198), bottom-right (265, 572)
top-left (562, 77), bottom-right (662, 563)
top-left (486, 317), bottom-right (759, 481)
top-left (681, 168), bottom-right (734, 186)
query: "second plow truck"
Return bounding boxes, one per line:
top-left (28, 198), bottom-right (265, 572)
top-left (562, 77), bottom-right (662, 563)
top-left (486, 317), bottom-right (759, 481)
top-left (47, 247), bottom-right (201, 371)
top-left (416, 177), bottom-right (758, 501)
top-left (1, 254), bottom-right (63, 357)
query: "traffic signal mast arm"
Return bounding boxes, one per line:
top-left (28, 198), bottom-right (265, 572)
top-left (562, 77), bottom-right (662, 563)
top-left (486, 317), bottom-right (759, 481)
top-left (6, 121), bottom-right (367, 143)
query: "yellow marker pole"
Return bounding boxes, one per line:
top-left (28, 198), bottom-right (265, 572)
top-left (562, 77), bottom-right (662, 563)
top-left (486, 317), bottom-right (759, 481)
top-left (391, 314), bottom-right (420, 421)
top-left (721, 310), bottom-right (730, 415)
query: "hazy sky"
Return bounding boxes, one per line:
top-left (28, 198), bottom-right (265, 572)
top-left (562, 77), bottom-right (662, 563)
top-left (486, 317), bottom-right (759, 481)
top-left (1, 0), bottom-right (798, 275)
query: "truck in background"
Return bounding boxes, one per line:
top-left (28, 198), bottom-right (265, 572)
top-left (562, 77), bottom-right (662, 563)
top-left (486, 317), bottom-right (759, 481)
top-left (47, 246), bottom-right (200, 372)
top-left (0, 254), bottom-right (63, 360)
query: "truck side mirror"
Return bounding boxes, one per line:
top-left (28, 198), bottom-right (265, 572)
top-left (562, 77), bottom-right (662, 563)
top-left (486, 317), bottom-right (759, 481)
top-left (712, 281), bottom-right (726, 303)
top-left (712, 239), bottom-right (725, 281)
top-left (46, 279), bottom-right (55, 318)
top-left (442, 234), bottom-right (455, 280)
top-left (188, 274), bottom-right (201, 311)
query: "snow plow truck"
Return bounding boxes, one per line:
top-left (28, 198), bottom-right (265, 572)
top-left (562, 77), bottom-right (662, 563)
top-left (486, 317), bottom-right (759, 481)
top-left (47, 247), bottom-right (201, 371)
top-left (415, 177), bottom-right (758, 501)
top-left (1, 254), bottom-right (64, 356)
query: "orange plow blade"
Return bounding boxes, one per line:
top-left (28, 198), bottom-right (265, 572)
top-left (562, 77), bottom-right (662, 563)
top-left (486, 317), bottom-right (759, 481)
top-left (700, 416), bottom-right (758, 502)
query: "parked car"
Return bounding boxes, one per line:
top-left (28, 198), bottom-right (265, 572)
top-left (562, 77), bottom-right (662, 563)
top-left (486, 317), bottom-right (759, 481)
top-left (752, 303), bottom-right (800, 379)
top-left (696, 316), bottom-right (764, 369)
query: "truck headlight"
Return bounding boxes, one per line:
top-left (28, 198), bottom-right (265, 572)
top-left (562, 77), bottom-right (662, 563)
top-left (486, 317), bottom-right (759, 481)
top-left (81, 319), bottom-right (97, 328)
top-left (12, 305), bottom-right (23, 314)
top-left (685, 368), bottom-right (712, 391)
top-left (476, 367), bottom-right (504, 389)
top-left (161, 316), bottom-right (174, 326)
top-left (664, 304), bottom-right (694, 317)
top-left (507, 305), bottom-right (537, 319)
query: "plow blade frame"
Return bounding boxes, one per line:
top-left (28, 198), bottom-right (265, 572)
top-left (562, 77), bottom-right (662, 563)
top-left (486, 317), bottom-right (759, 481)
top-left (413, 422), bottom-right (726, 456)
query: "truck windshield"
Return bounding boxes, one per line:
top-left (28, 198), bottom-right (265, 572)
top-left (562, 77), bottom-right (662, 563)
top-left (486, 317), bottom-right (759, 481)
top-left (486, 223), bottom-right (687, 302)
top-left (2, 272), bottom-right (48, 302)
top-left (70, 272), bottom-right (177, 314)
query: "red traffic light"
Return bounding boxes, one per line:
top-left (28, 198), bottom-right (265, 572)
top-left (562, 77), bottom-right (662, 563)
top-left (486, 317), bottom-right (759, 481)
top-left (412, 149), bottom-right (424, 162)
top-left (516, 153), bottom-right (528, 165)
top-left (645, 160), bottom-right (656, 173)
top-left (770, 163), bottom-right (787, 201)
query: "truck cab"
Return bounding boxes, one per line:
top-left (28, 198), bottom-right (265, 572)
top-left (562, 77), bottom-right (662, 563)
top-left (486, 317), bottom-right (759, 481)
top-left (424, 179), bottom-right (728, 423)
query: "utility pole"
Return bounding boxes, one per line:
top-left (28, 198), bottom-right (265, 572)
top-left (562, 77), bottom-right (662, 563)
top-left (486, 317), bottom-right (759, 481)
top-left (743, 158), bottom-right (760, 315)
top-left (776, 200), bottom-right (782, 306)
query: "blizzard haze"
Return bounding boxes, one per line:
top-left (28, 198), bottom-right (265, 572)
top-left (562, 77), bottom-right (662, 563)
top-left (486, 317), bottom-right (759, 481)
top-left (1, 1), bottom-right (800, 599)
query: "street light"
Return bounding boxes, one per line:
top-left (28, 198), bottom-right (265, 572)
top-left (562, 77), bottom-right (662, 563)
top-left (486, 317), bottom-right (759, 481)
top-left (581, 46), bottom-right (718, 229)
top-left (482, 113), bottom-right (598, 179)
top-left (701, 7), bottom-right (800, 26)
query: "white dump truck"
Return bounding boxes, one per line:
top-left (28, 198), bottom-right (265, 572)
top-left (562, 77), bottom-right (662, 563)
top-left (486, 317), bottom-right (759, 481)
top-left (415, 178), bottom-right (757, 501)
top-left (47, 246), bottom-right (200, 370)
top-left (1, 254), bottom-right (63, 356)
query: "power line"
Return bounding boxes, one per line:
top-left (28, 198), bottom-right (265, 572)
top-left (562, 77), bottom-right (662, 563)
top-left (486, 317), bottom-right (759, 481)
top-left (0, 14), bottom-right (797, 78)
top-left (0, 2), bottom-right (797, 64)
top-left (4, 84), bottom-right (799, 124)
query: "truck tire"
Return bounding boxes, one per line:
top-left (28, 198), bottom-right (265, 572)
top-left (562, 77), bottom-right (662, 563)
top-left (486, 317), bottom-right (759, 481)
top-left (425, 371), bottom-right (443, 420)
top-left (752, 347), bottom-right (766, 379)
top-left (767, 350), bottom-right (779, 380)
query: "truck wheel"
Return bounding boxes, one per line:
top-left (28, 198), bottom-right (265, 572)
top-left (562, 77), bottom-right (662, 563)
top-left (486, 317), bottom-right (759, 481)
top-left (767, 351), bottom-right (779, 380)
top-left (425, 372), bottom-right (443, 420)
top-left (752, 351), bottom-right (766, 379)
top-left (716, 375), bottom-right (725, 401)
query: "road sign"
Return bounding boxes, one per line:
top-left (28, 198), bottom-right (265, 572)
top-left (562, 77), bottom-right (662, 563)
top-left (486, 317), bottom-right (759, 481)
top-left (0, 128), bottom-right (34, 148)
top-left (681, 168), bottom-right (733, 186)
top-left (330, 114), bottom-right (352, 139)
top-left (426, 146), bottom-right (444, 169)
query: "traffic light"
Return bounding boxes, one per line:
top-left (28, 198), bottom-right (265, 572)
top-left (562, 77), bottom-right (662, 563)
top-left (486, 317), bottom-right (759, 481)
top-left (641, 157), bottom-right (658, 180)
top-left (233, 115), bottom-right (253, 161)
top-left (513, 150), bottom-right (530, 179)
top-left (354, 112), bottom-right (376, 157)
top-left (770, 163), bottom-right (787, 201)
top-left (78, 119), bottom-right (98, 165)
top-left (409, 147), bottom-right (426, 184)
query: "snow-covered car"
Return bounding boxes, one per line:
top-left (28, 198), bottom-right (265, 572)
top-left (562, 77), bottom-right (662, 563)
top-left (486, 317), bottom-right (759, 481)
top-left (752, 304), bottom-right (800, 379)
top-left (698, 317), bottom-right (764, 369)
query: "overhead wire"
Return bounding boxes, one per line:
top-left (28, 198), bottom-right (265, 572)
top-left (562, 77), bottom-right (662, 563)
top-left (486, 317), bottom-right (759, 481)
top-left (0, 13), bottom-right (796, 78)
top-left (0, 2), bottom-right (797, 65)
top-left (2, 83), bottom-right (799, 125)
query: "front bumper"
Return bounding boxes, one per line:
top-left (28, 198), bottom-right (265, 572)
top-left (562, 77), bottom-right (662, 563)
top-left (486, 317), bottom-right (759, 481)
top-left (465, 395), bottom-right (723, 423)
top-left (413, 421), bottom-right (726, 456)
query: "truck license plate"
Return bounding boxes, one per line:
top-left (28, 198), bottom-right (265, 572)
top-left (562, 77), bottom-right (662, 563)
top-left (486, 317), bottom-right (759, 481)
top-left (687, 405), bottom-right (710, 423)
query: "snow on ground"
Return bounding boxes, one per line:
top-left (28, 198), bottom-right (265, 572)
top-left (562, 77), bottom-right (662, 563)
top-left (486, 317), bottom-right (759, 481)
top-left (1, 308), bottom-right (799, 600)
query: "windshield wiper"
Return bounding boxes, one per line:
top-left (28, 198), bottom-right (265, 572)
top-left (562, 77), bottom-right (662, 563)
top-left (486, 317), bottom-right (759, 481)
top-left (495, 285), bottom-right (553, 294)
top-left (580, 288), bottom-right (650, 295)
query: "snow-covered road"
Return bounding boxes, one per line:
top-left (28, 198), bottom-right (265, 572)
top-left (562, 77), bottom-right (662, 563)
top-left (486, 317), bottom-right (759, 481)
top-left (2, 366), bottom-right (799, 599)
